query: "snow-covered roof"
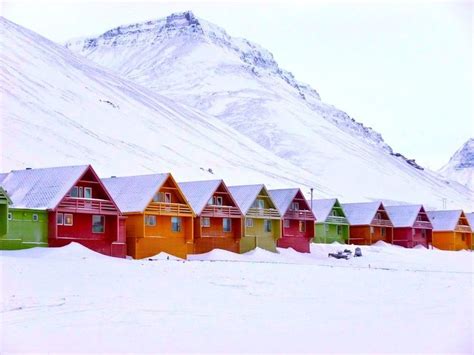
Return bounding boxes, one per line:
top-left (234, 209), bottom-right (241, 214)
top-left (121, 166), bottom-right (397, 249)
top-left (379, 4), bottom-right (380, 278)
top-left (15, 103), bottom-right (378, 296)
top-left (341, 202), bottom-right (383, 225)
top-left (0, 186), bottom-right (12, 204)
top-left (268, 188), bottom-right (300, 215)
top-left (465, 212), bottom-right (474, 228)
top-left (178, 180), bottom-right (223, 215)
top-left (310, 198), bottom-right (338, 222)
top-left (102, 173), bottom-right (170, 213)
top-left (0, 165), bottom-right (89, 209)
top-left (385, 205), bottom-right (426, 228)
top-left (228, 184), bottom-right (275, 215)
top-left (427, 210), bottom-right (464, 231)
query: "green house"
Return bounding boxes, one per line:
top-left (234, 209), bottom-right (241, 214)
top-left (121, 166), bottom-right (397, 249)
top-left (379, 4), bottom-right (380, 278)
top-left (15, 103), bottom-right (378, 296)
top-left (310, 198), bottom-right (349, 244)
top-left (229, 184), bottom-right (281, 253)
top-left (0, 175), bottom-right (48, 250)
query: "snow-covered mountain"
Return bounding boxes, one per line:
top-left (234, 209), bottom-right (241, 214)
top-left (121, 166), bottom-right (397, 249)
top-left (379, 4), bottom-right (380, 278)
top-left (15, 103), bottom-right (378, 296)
top-left (65, 11), bottom-right (472, 209)
top-left (439, 139), bottom-right (474, 191)
top-left (0, 16), bottom-right (329, 193)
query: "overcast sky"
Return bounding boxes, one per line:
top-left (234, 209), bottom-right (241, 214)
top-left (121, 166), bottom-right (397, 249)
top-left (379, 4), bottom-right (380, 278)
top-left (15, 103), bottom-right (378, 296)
top-left (2, 0), bottom-right (472, 169)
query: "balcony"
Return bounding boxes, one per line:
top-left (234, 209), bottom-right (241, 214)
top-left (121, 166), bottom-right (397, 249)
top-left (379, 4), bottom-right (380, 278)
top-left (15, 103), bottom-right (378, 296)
top-left (201, 230), bottom-right (237, 238)
top-left (456, 225), bottom-right (472, 233)
top-left (326, 215), bottom-right (349, 224)
top-left (247, 207), bottom-right (280, 219)
top-left (413, 220), bottom-right (432, 229)
top-left (371, 218), bottom-right (393, 227)
top-left (201, 205), bottom-right (241, 218)
top-left (146, 202), bottom-right (193, 216)
top-left (285, 210), bottom-right (315, 220)
top-left (57, 197), bottom-right (117, 214)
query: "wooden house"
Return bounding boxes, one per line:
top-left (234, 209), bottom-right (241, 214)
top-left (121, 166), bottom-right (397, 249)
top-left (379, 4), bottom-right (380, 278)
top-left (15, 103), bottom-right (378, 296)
top-left (385, 205), bottom-right (432, 248)
top-left (310, 198), bottom-right (349, 244)
top-left (466, 212), bottom-right (474, 250)
top-left (229, 184), bottom-right (281, 253)
top-left (103, 173), bottom-right (194, 259)
top-left (0, 186), bottom-right (13, 248)
top-left (342, 202), bottom-right (393, 245)
top-left (179, 180), bottom-right (242, 254)
top-left (0, 166), bottom-right (126, 257)
top-left (426, 210), bottom-right (472, 251)
top-left (268, 188), bottom-right (315, 253)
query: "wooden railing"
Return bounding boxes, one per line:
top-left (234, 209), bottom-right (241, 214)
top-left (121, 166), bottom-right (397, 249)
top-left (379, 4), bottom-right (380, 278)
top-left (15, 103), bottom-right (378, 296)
top-left (413, 221), bottom-right (432, 229)
top-left (247, 207), bottom-right (280, 219)
top-left (284, 210), bottom-right (315, 220)
top-left (326, 215), bottom-right (349, 224)
top-left (371, 218), bottom-right (393, 227)
top-left (201, 205), bottom-right (241, 218)
top-left (456, 225), bottom-right (472, 233)
top-left (201, 230), bottom-right (237, 238)
top-left (57, 197), bottom-right (117, 214)
top-left (146, 202), bottom-right (193, 216)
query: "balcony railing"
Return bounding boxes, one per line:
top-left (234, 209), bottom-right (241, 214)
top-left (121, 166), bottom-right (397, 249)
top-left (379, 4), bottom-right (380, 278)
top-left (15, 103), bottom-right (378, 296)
top-left (413, 221), bottom-right (432, 229)
top-left (201, 205), bottom-right (241, 218)
top-left (371, 218), bottom-right (393, 227)
top-left (326, 215), bottom-right (349, 224)
top-left (456, 225), bottom-right (472, 233)
top-left (57, 197), bottom-right (117, 214)
top-left (285, 210), bottom-right (315, 220)
top-left (201, 230), bottom-right (237, 238)
top-left (146, 202), bottom-right (193, 216)
top-left (247, 207), bottom-right (280, 219)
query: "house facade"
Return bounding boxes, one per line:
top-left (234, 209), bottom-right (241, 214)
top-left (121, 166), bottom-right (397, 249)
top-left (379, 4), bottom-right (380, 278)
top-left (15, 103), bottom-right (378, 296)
top-left (268, 188), bottom-right (315, 253)
top-left (427, 210), bottom-right (472, 251)
top-left (229, 184), bottom-right (281, 253)
top-left (342, 202), bottom-right (394, 245)
top-left (385, 205), bottom-right (432, 248)
top-left (310, 198), bottom-right (349, 244)
top-left (466, 212), bottom-right (474, 250)
top-left (179, 180), bottom-right (242, 254)
top-left (103, 173), bottom-right (194, 259)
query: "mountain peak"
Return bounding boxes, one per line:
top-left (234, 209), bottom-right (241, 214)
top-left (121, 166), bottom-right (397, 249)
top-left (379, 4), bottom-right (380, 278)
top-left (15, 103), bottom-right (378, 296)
top-left (448, 138), bottom-right (474, 169)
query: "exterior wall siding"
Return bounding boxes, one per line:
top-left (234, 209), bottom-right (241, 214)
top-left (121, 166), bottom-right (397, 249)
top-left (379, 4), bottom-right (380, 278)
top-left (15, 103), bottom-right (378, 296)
top-left (392, 227), bottom-right (431, 248)
top-left (314, 223), bottom-right (349, 244)
top-left (432, 231), bottom-right (471, 251)
top-left (278, 218), bottom-right (314, 253)
top-left (240, 218), bottom-right (280, 253)
top-left (0, 209), bottom-right (48, 250)
top-left (190, 216), bottom-right (242, 254)
top-left (349, 225), bottom-right (393, 245)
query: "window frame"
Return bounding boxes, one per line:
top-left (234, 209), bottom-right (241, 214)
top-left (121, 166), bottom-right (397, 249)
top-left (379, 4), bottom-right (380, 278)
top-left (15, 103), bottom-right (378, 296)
top-left (70, 186), bottom-right (79, 198)
top-left (84, 187), bottom-right (92, 199)
top-left (92, 215), bottom-right (105, 234)
top-left (201, 217), bottom-right (211, 227)
top-left (32, 213), bottom-right (39, 222)
top-left (291, 202), bottom-right (299, 211)
top-left (336, 224), bottom-right (342, 235)
top-left (223, 218), bottom-right (232, 232)
top-left (299, 220), bottom-right (306, 233)
top-left (7, 212), bottom-right (12, 221)
top-left (246, 218), bottom-right (254, 228)
top-left (215, 196), bottom-right (223, 206)
top-left (264, 219), bottom-right (272, 233)
top-left (64, 214), bottom-right (73, 226)
top-left (145, 215), bottom-right (157, 227)
top-left (381, 227), bottom-right (386, 237)
top-left (284, 219), bottom-right (290, 228)
top-left (57, 213), bottom-right (64, 225)
top-left (171, 216), bottom-right (181, 232)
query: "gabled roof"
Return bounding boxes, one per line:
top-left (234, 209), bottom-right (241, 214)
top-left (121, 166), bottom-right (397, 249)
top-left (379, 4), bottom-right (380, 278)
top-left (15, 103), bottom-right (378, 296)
top-left (268, 188), bottom-right (304, 215)
top-left (427, 210), bottom-right (465, 231)
top-left (310, 198), bottom-right (338, 222)
top-left (0, 165), bottom-right (90, 209)
top-left (341, 201), bottom-right (384, 225)
top-left (466, 212), bottom-right (474, 229)
top-left (0, 186), bottom-right (12, 204)
top-left (178, 179), bottom-right (227, 215)
top-left (385, 205), bottom-right (429, 228)
top-left (102, 173), bottom-right (171, 213)
top-left (228, 184), bottom-right (277, 215)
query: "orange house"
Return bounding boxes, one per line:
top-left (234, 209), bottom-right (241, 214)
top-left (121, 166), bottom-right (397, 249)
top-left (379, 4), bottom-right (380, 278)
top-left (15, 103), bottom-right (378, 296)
top-left (427, 210), bottom-right (472, 251)
top-left (103, 173), bottom-right (194, 259)
top-left (179, 180), bottom-right (243, 254)
top-left (342, 202), bottom-right (394, 245)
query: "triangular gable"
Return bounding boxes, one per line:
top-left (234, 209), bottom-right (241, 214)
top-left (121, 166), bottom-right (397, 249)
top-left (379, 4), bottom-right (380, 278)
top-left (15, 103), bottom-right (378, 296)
top-left (311, 198), bottom-right (339, 222)
top-left (466, 212), bottom-right (474, 229)
top-left (0, 165), bottom-right (89, 209)
top-left (427, 210), bottom-right (463, 231)
top-left (0, 186), bottom-right (12, 205)
top-left (55, 165), bottom-right (121, 213)
top-left (229, 184), bottom-right (277, 215)
top-left (342, 201), bottom-right (384, 225)
top-left (269, 188), bottom-right (312, 215)
top-left (385, 204), bottom-right (429, 228)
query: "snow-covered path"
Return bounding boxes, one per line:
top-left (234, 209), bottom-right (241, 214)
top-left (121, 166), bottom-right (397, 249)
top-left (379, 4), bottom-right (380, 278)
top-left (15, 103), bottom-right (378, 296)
top-left (1, 243), bottom-right (472, 353)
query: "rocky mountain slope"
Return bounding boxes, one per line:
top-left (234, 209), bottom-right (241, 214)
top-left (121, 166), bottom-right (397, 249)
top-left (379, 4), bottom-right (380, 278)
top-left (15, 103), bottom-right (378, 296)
top-left (439, 139), bottom-right (474, 192)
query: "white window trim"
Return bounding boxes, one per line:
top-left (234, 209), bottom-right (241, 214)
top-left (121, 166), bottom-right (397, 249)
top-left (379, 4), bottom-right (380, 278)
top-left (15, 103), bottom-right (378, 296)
top-left (264, 219), bottom-right (272, 233)
top-left (223, 218), bottom-right (232, 232)
top-left (32, 214), bottom-right (39, 222)
top-left (299, 221), bottom-right (306, 232)
top-left (246, 218), bottom-right (254, 228)
top-left (84, 187), bottom-right (92, 199)
top-left (171, 216), bottom-right (181, 232)
top-left (145, 215), bottom-right (157, 226)
top-left (7, 212), bottom-right (12, 221)
top-left (92, 215), bottom-right (105, 234)
top-left (64, 213), bottom-right (73, 226)
top-left (201, 217), bottom-right (210, 227)
top-left (215, 196), bottom-right (223, 206)
top-left (284, 219), bottom-right (290, 228)
top-left (57, 213), bottom-right (64, 225)
top-left (165, 192), bottom-right (171, 203)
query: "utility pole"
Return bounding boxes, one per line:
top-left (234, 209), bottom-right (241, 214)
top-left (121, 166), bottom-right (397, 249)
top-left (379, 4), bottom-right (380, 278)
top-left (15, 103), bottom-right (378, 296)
top-left (310, 187), bottom-right (314, 211)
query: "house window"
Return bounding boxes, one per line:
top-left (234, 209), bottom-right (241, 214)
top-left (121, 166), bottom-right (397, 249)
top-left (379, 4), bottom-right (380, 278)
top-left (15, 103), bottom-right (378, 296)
top-left (64, 214), bottom-right (73, 226)
top-left (412, 229), bottom-right (416, 237)
top-left (370, 226), bottom-right (374, 234)
top-left (331, 210), bottom-right (337, 216)
top-left (70, 186), bottom-right (78, 197)
top-left (324, 224), bottom-right (329, 233)
top-left (145, 215), bottom-right (157, 226)
top-left (7, 212), bottom-right (12, 221)
top-left (153, 192), bottom-right (171, 203)
top-left (376, 213), bottom-right (381, 220)
top-left (416, 215), bottom-right (423, 221)
top-left (57, 213), bottom-right (64, 225)
top-left (215, 196), bottom-right (223, 205)
top-left (246, 218), bottom-right (254, 228)
top-left (223, 218), bottom-right (232, 232)
top-left (421, 229), bottom-right (427, 238)
top-left (461, 235), bottom-right (466, 242)
top-left (381, 227), bottom-right (386, 237)
top-left (92, 215), bottom-right (105, 233)
top-left (336, 225), bottom-right (342, 235)
top-left (291, 202), bottom-right (299, 211)
top-left (32, 214), bottom-right (39, 222)
top-left (171, 217), bottom-right (181, 232)
top-left (253, 199), bottom-right (264, 209)
top-left (84, 187), bottom-right (92, 199)
top-left (264, 220), bottom-right (272, 232)
top-left (299, 221), bottom-right (306, 232)
top-left (201, 217), bottom-right (210, 227)
top-left (284, 220), bottom-right (290, 228)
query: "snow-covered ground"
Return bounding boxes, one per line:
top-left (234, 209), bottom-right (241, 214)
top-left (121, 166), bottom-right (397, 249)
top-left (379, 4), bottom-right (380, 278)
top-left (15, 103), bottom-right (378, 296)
top-left (1, 243), bottom-right (472, 353)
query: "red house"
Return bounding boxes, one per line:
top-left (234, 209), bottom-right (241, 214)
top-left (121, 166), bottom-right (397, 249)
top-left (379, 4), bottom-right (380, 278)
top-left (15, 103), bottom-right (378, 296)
top-left (4, 165), bottom-right (126, 257)
top-left (385, 205), bottom-right (433, 248)
top-left (268, 188), bottom-right (315, 253)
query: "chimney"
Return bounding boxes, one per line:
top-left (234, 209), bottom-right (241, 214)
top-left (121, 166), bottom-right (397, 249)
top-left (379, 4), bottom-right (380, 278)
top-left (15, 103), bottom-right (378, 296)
top-left (25, 167), bottom-right (32, 170)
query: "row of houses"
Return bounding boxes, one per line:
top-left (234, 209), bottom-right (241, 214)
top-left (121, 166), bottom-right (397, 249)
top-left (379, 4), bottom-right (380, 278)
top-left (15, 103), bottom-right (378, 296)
top-left (0, 165), bottom-right (472, 258)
